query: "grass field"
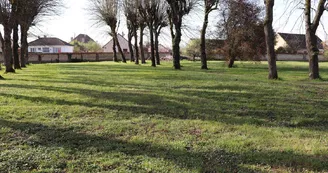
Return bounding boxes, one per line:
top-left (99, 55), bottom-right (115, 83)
top-left (1, 61), bottom-right (328, 173)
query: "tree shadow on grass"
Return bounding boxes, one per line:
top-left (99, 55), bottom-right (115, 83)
top-left (0, 118), bottom-right (327, 172)
top-left (1, 83), bottom-right (328, 132)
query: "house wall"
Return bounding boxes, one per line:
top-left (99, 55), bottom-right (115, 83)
top-left (29, 45), bottom-right (74, 53)
top-left (102, 36), bottom-right (130, 53)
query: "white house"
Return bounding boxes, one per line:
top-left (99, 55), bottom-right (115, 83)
top-left (102, 34), bottom-right (130, 53)
top-left (28, 37), bottom-right (74, 53)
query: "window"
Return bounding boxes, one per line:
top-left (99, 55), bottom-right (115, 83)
top-left (42, 47), bottom-right (50, 53)
top-left (30, 48), bottom-right (36, 52)
top-left (53, 47), bottom-right (61, 53)
top-left (38, 48), bottom-right (41, 51)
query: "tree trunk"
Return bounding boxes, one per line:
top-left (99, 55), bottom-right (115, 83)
top-left (172, 22), bottom-right (182, 69)
top-left (154, 31), bottom-right (160, 65)
top-left (113, 35), bottom-right (118, 62)
top-left (228, 56), bottom-right (235, 68)
top-left (20, 25), bottom-right (28, 68)
top-left (140, 26), bottom-right (146, 64)
top-left (13, 22), bottom-right (20, 70)
top-left (114, 34), bottom-right (127, 63)
top-left (149, 23), bottom-right (156, 67)
top-left (264, 0), bottom-right (278, 79)
top-left (305, 0), bottom-right (322, 80)
top-left (134, 27), bottom-right (139, 65)
top-left (3, 25), bottom-right (15, 73)
top-left (200, 11), bottom-right (209, 70)
top-left (128, 31), bottom-right (134, 62)
top-left (306, 31), bottom-right (320, 80)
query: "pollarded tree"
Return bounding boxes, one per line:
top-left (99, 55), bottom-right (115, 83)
top-left (264, 0), bottom-right (278, 79)
top-left (304, 0), bottom-right (326, 79)
top-left (124, 0), bottom-right (140, 63)
top-left (17, 0), bottom-right (62, 68)
top-left (138, 14), bottom-right (147, 64)
top-left (138, 0), bottom-right (156, 67)
top-left (200, 0), bottom-right (219, 70)
top-left (153, 0), bottom-right (168, 65)
top-left (166, 0), bottom-right (195, 69)
top-left (91, 0), bottom-right (127, 63)
top-left (0, 0), bottom-right (17, 73)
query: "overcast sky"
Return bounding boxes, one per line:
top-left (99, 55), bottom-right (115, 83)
top-left (27, 0), bottom-right (328, 47)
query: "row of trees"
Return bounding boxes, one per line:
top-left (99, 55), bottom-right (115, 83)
top-left (1, 0), bottom-right (327, 80)
top-left (91, 0), bottom-right (172, 66)
top-left (90, 0), bottom-right (328, 80)
top-left (0, 0), bottom-right (61, 79)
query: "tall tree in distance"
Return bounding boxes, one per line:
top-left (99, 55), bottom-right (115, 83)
top-left (200, 0), bottom-right (219, 70)
top-left (166, 0), bottom-right (195, 69)
top-left (304, 0), bottom-right (326, 79)
top-left (91, 0), bottom-right (127, 63)
top-left (264, 0), bottom-right (278, 79)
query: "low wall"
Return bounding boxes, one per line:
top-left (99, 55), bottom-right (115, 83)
top-left (276, 53), bottom-right (326, 61)
top-left (0, 52), bottom-right (327, 63)
top-left (210, 53), bottom-right (327, 62)
top-left (0, 52), bottom-right (172, 63)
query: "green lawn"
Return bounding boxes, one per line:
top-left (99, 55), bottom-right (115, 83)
top-left (1, 61), bottom-right (328, 173)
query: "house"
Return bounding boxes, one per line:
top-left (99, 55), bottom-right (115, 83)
top-left (146, 44), bottom-right (171, 53)
top-left (72, 34), bottom-right (95, 43)
top-left (28, 36), bottom-right (74, 53)
top-left (275, 33), bottom-right (324, 53)
top-left (102, 34), bottom-right (130, 53)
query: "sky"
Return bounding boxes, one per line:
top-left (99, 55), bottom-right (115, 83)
top-left (27, 0), bottom-right (328, 47)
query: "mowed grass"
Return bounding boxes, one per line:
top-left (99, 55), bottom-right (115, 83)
top-left (0, 61), bottom-right (328, 173)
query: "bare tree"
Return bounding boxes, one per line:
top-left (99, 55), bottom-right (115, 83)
top-left (91, 0), bottom-right (127, 63)
top-left (17, 0), bottom-right (62, 68)
top-left (305, 0), bottom-right (326, 79)
top-left (138, 0), bottom-right (157, 67)
top-left (0, 0), bottom-right (17, 73)
top-left (264, 0), bottom-right (278, 79)
top-left (127, 19), bottom-right (135, 62)
top-left (200, 0), bottom-right (219, 70)
top-left (13, 20), bottom-right (20, 69)
top-left (124, 0), bottom-right (140, 63)
top-left (139, 19), bottom-right (147, 64)
top-left (153, 1), bottom-right (168, 65)
top-left (124, 0), bottom-right (134, 62)
top-left (166, 0), bottom-right (195, 69)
